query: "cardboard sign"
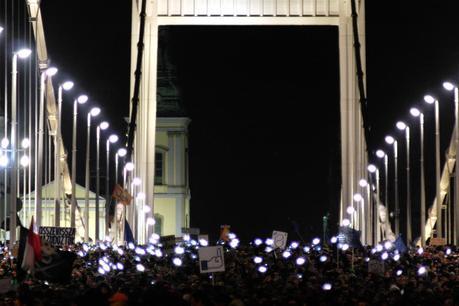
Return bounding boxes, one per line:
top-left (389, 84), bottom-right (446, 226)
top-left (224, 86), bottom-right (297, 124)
top-left (39, 227), bottom-right (76, 246)
top-left (198, 246), bottom-right (225, 273)
top-left (198, 234), bottom-right (209, 243)
top-left (182, 227), bottom-right (200, 235)
top-left (368, 259), bottom-right (384, 276)
top-left (272, 230), bottom-right (288, 249)
top-left (430, 237), bottom-right (446, 246)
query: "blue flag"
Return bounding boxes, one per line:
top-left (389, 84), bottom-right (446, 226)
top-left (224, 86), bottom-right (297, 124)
top-left (124, 219), bottom-right (135, 244)
top-left (394, 234), bottom-right (407, 254)
top-left (338, 226), bottom-right (362, 248)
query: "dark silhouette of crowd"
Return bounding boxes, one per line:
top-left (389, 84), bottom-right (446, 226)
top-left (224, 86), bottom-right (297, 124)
top-left (0, 235), bottom-right (457, 305)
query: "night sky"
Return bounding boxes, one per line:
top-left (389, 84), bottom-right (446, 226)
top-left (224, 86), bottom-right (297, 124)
top-left (34, 1), bottom-right (459, 242)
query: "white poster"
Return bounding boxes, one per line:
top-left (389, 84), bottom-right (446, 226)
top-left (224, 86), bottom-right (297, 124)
top-left (198, 246), bottom-right (225, 273)
top-left (272, 230), bottom-right (288, 249)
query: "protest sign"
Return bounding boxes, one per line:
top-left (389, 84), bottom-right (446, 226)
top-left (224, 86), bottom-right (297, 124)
top-left (430, 237), bottom-right (446, 246)
top-left (198, 246), bottom-right (225, 273)
top-left (272, 230), bottom-right (288, 249)
top-left (39, 227), bottom-right (75, 246)
top-left (368, 259), bottom-right (384, 276)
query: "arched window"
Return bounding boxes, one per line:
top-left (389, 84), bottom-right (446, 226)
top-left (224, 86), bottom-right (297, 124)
top-left (154, 213), bottom-right (164, 236)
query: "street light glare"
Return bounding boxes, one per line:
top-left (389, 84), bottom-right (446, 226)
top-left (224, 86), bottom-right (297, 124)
top-left (0, 155), bottom-right (8, 167)
top-left (359, 179), bottom-right (368, 187)
top-left (385, 135), bottom-right (395, 145)
top-left (132, 177), bottom-right (142, 185)
top-left (0, 26), bottom-right (3, 33)
top-left (118, 148), bottom-right (127, 157)
top-left (77, 95), bottom-right (88, 104)
top-left (376, 149), bottom-right (385, 158)
top-left (45, 67), bottom-right (58, 76)
top-left (16, 48), bottom-right (32, 59)
top-left (396, 121), bottom-right (407, 130)
top-left (346, 206), bottom-right (355, 214)
top-left (367, 164), bottom-right (377, 173)
top-left (20, 155), bottom-right (30, 167)
top-left (353, 193), bottom-right (362, 202)
top-left (90, 107), bottom-right (101, 117)
top-left (443, 81), bottom-right (455, 91)
top-left (21, 138), bottom-right (30, 149)
top-left (62, 81), bottom-right (74, 91)
top-left (109, 134), bottom-right (119, 143)
top-left (125, 162), bottom-right (135, 171)
top-left (424, 95), bottom-right (435, 104)
top-left (1, 138), bottom-right (9, 149)
top-left (410, 107), bottom-right (421, 117)
top-left (99, 121), bottom-right (109, 130)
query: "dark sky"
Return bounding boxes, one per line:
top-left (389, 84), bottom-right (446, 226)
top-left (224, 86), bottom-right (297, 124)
top-left (35, 1), bottom-right (459, 242)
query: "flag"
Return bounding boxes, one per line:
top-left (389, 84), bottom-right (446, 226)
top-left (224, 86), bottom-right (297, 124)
top-left (219, 225), bottom-right (230, 242)
top-left (21, 216), bottom-right (42, 272)
top-left (338, 226), bottom-right (362, 248)
top-left (124, 219), bottom-right (134, 243)
top-left (394, 234), bottom-right (408, 254)
top-left (112, 184), bottom-right (132, 205)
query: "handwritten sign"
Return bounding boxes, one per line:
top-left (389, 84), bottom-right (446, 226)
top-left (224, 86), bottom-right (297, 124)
top-left (198, 246), bottom-right (225, 273)
top-left (39, 227), bottom-right (76, 246)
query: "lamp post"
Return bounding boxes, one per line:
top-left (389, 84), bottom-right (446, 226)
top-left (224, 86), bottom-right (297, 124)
top-left (410, 107), bottom-right (426, 246)
top-left (113, 148), bottom-right (127, 244)
top-left (443, 82), bottom-right (459, 244)
top-left (20, 138), bottom-right (30, 223)
top-left (11, 48), bottom-right (32, 247)
top-left (37, 66), bottom-right (58, 230)
top-left (385, 135), bottom-right (399, 236)
top-left (105, 134), bottom-right (118, 237)
top-left (122, 161), bottom-right (135, 244)
top-left (424, 95), bottom-right (442, 238)
top-left (359, 178), bottom-right (369, 244)
top-left (368, 164), bottom-right (379, 243)
top-left (55, 81), bottom-right (74, 227)
top-left (396, 121), bottom-right (411, 243)
top-left (70, 95), bottom-right (88, 229)
top-left (95, 121), bottom-right (109, 241)
top-left (84, 107), bottom-right (101, 242)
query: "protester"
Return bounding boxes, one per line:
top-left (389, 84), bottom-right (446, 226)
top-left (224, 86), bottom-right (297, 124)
top-left (0, 234), bottom-right (456, 305)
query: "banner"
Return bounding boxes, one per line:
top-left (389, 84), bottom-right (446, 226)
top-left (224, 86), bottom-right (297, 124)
top-left (112, 184), bottom-right (133, 205)
top-left (39, 227), bottom-right (75, 246)
top-left (272, 230), bottom-right (288, 249)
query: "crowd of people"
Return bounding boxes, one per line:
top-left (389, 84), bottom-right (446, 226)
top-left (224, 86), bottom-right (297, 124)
top-left (0, 234), bottom-right (457, 305)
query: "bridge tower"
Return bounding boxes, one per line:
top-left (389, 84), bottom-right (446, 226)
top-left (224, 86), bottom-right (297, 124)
top-left (130, 0), bottom-right (368, 241)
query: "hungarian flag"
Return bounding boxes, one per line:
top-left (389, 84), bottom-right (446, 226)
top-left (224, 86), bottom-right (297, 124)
top-left (21, 217), bottom-right (42, 272)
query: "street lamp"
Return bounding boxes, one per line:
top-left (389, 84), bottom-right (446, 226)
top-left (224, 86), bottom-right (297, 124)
top-left (95, 121), bottom-right (109, 241)
top-left (113, 147), bottom-right (127, 244)
top-left (121, 162), bottom-right (135, 244)
top-left (396, 121), bottom-right (411, 243)
top-left (10, 48), bottom-right (32, 247)
top-left (368, 164), bottom-right (379, 243)
top-left (444, 81), bottom-right (459, 244)
top-left (20, 138), bottom-right (30, 224)
top-left (410, 107), bottom-right (426, 246)
top-left (424, 94), bottom-right (442, 238)
top-left (54, 80), bottom-right (74, 227)
top-left (36, 66), bottom-right (58, 231)
top-left (70, 94), bottom-right (88, 229)
top-left (84, 107), bottom-right (101, 242)
top-left (105, 134), bottom-right (118, 237)
top-left (385, 135), bottom-right (399, 236)
top-left (115, 148), bottom-right (127, 185)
